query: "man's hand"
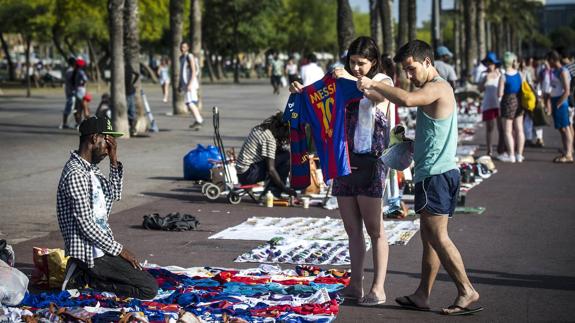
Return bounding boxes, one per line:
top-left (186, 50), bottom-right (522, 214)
top-left (357, 75), bottom-right (373, 92)
top-left (106, 136), bottom-right (118, 167)
top-left (119, 247), bottom-right (142, 270)
top-left (289, 81), bottom-right (304, 94)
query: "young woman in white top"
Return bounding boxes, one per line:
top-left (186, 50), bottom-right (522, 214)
top-left (157, 57), bottom-right (170, 103)
top-left (478, 52), bottom-right (503, 157)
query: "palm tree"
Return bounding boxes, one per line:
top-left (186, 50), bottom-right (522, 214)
top-left (408, 0), bottom-right (417, 42)
top-left (431, 0), bottom-right (441, 50)
top-left (464, 0), bottom-right (477, 78)
top-left (108, 0), bottom-right (129, 135)
top-left (370, 0), bottom-right (382, 49)
top-left (124, 0), bottom-right (146, 134)
top-left (169, 0), bottom-right (186, 115)
top-left (337, 0), bottom-right (355, 55)
top-left (477, 0), bottom-right (486, 60)
top-left (454, 0), bottom-right (461, 74)
top-left (379, 0), bottom-right (394, 54)
top-left (398, 0), bottom-right (408, 48)
top-left (190, 0), bottom-right (202, 109)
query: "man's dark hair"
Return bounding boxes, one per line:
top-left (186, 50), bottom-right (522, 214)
top-left (257, 112), bottom-right (289, 146)
top-left (546, 50), bottom-right (561, 62)
top-left (67, 57), bottom-right (76, 67)
top-left (394, 40), bottom-right (434, 65)
top-left (306, 53), bottom-right (317, 63)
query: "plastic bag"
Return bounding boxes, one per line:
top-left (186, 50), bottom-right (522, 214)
top-left (31, 247), bottom-right (69, 289)
top-left (183, 144), bottom-right (222, 180)
top-left (0, 259), bottom-right (29, 306)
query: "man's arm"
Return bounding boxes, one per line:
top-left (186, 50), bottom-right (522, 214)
top-left (357, 75), bottom-right (442, 108)
top-left (265, 158), bottom-right (295, 196)
top-left (558, 70), bottom-right (571, 107)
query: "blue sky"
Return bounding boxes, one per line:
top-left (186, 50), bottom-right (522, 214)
top-left (349, 0), bottom-right (575, 27)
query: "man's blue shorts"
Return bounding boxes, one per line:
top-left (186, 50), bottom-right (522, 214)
top-left (551, 96), bottom-right (571, 129)
top-left (414, 169), bottom-right (460, 217)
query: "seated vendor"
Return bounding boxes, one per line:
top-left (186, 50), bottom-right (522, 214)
top-left (236, 112), bottom-right (296, 197)
top-left (56, 117), bottom-right (158, 299)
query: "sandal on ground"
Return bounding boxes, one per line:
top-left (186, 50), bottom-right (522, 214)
top-left (553, 155), bottom-right (574, 163)
top-left (441, 304), bottom-right (484, 316)
top-left (358, 293), bottom-right (386, 306)
top-left (395, 296), bottom-right (430, 311)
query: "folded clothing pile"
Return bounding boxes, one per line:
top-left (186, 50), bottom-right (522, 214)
top-left (142, 213), bottom-right (200, 231)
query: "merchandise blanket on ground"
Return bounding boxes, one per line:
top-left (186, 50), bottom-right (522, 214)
top-left (209, 217), bottom-right (420, 266)
top-left (1, 264), bottom-right (348, 322)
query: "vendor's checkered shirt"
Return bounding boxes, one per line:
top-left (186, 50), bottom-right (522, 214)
top-left (56, 151), bottom-right (124, 268)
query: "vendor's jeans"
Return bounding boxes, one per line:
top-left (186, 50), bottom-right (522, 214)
top-left (75, 255), bottom-right (158, 300)
top-left (384, 170), bottom-right (402, 214)
top-left (238, 150), bottom-right (290, 196)
top-left (524, 113), bottom-right (543, 141)
top-left (127, 94), bottom-right (136, 126)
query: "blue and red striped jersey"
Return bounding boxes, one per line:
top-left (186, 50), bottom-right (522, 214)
top-left (284, 74), bottom-right (363, 186)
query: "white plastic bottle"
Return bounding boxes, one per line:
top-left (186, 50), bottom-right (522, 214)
top-left (265, 190), bottom-right (274, 208)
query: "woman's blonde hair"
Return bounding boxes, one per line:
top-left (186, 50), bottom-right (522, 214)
top-left (503, 52), bottom-right (517, 69)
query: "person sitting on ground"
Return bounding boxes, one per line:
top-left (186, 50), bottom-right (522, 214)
top-left (235, 112), bottom-right (296, 197)
top-left (56, 116), bottom-right (158, 299)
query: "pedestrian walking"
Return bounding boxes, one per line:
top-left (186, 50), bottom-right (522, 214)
top-left (299, 53), bottom-right (324, 86)
top-left (285, 56), bottom-right (300, 84)
top-left (268, 52), bottom-right (284, 95)
top-left (546, 50), bottom-right (573, 163)
top-left (478, 52), bottom-right (503, 157)
top-left (157, 57), bottom-right (170, 103)
top-left (72, 58), bottom-right (91, 127)
top-left (358, 40), bottom-right (482, 315)
top-left (59, 57), bottom-right (76, 129)
top-left (179, 42), bottom-right (203, 130)
top-left (497, 52), bottom-right (525, 163)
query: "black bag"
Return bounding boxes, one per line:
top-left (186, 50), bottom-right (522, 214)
top-left (338, 153), bottom-right (379, 187)
top-left (532, 99), bottom-right (550, 127)
top-left (143, 213), bottom-right (200, 231)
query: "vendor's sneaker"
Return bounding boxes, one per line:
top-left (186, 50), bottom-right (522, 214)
top-left (515, 154), bottom-right (524, 163)
top-left (497, 153), bottom-right (516, 163)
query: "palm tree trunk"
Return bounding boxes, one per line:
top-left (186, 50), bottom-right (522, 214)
top-left (464, 0), bottom-right (477, 78)
top-left (369, 0), bottom-right (382, 50)
top-left (453, 0), bottom-right (461, 75)
top-left (190, 0), bottom-right (202, 109)
top-left (25, 36), bottom-right (31, 97)
top-left (337, 0), bottom-right (355, 55)
top-left (408, 0), bottom-right (417, 42)
top-left (124, 0), bottom-right (146, 134)
top-left (0, 33), bottom-right (16, 81)
top-left (108, 0), bottom-right (129, 134)
top-left (459, 0), bottom-right (466, 75)
top-left (398, 0), bottom-right (408, 48)
top-left (379, 0), bottom-right (395, 54)
top-left (476, 0), bottom-right (486, 60)
top-left (485, 21), bottom-right (492, 52)
top-left (169, 0), bottom-right (187, 115)
top-left (431, 0), bottom-right (441, 50)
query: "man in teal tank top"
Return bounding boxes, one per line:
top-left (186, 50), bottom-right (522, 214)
top-left (358, 40), bottom-right (482, 316)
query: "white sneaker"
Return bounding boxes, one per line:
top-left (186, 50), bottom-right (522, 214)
top-left (515, 154), bottom-right (524, 163)
top-left (497, 153), bottom-right (516, 163)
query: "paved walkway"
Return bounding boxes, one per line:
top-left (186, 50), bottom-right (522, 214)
top-left (2, 82), bottom-right (575, 321)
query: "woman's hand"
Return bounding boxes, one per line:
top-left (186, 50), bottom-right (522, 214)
top-left (289, 81), bottom-right (304, 93)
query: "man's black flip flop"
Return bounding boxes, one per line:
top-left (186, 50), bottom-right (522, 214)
top-left (441, 305), bottom-right (484, 316)
top-left (395, 296), bottom-right (431, 312)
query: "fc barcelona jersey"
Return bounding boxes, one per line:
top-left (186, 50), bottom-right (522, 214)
top-left (284, 74), bottom-right (363, 185)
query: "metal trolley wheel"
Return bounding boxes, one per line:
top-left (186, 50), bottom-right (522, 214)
top-left (228, 192), bottom-right (242, 205)
top-left (201, 182), bottom-right (212, 195)
top-left (204, 183), bottom-right (221, 200)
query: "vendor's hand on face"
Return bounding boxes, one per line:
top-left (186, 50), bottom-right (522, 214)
top-left (289, 81), bottom-right (304, 94)
top-left (105, 136), bottom-right (118, 166)
top-left (120, 247), bottom-right (142, 270)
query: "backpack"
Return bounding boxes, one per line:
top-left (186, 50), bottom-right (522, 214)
top-left (520, 80), bottom-right (536, 112)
